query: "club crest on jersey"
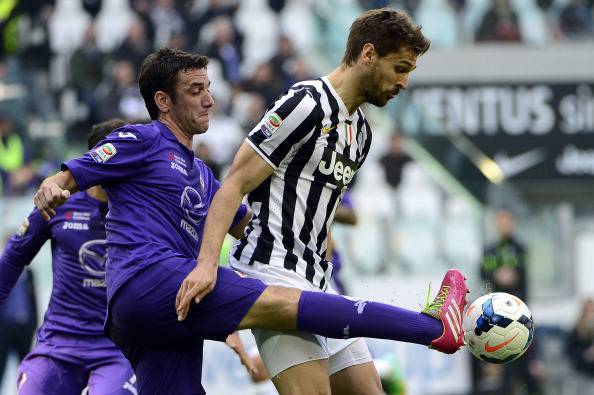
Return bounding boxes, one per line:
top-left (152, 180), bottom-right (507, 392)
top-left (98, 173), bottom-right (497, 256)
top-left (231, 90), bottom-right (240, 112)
top-left (260, 112), bottom-right (283, 138)
top-left (91, 143), bottom-right (117, 163)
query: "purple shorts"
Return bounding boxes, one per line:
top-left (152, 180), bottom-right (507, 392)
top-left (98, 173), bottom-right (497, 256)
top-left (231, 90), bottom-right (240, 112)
top-left (107, 260), bottom-right (267, 395)
top-left (17, 354), bottom-right (135, 395)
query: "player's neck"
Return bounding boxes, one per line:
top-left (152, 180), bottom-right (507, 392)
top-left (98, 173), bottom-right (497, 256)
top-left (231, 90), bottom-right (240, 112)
top-left (87, 186), bottom-right (108, 202)
top-left (326, 64), bottom-right (365, 115)
top-left (158, 116), bottom-right (193, 150)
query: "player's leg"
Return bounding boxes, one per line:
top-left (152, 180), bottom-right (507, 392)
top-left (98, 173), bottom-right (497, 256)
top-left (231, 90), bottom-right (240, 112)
top-left (87, 357), bottom-right (136, 395)
top-left (239, 268), bottom-right (469, 353)
top-left (327, 339), bottom-right (383, 395)
top-left (271, 359), bottom-right (331, 395)
top-left (17, 355), bottom-right (85, 395)
top-left (253, 329), bottom-right (332, 395)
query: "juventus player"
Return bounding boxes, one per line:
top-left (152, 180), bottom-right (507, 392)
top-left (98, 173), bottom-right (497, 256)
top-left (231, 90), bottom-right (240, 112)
top-left (0, 120), bottom-right (137, 394)
top-left (178, 9), bottom-right (469, 395)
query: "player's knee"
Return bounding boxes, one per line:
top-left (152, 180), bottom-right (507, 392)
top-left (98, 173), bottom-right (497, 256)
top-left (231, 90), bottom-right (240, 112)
top-left (239, 286), bottom-right (302, 330)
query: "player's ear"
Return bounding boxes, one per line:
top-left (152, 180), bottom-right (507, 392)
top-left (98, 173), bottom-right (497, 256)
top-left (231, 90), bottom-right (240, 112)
top-left (155, 91), bottom-right (170, 114)
top-left (360, 43), bottom-right (376, 66)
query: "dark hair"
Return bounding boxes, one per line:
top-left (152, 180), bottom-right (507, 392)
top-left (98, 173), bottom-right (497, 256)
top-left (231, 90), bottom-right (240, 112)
top-left (139, 47), bottom-right (209, 120)
top-left (88, 118), bottom-right (127, 149)
top-left (342, 9), bottom-right (430, 66)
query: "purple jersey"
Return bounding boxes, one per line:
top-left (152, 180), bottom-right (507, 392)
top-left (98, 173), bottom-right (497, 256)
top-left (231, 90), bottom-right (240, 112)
top-left (63, 120), bottom-right (247, 302)
top-left (0, 192), bottom-right (118, 360)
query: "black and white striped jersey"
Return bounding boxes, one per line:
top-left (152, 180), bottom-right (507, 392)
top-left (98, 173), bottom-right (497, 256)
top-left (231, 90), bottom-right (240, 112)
top-left (229, 76), bottom-right (372, 289)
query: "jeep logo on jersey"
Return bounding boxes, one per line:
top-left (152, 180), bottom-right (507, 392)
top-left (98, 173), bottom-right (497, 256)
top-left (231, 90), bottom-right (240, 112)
top-left (180, 186), bottom-right (206, 224)
top-left (316, 150), bottom-right (357, 189)
top-left (78, 239), bottom-right (107, 277)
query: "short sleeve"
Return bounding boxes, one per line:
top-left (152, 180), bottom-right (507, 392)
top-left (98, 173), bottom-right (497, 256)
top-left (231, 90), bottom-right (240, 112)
top-left (62, 127), bottom-right (147, 190)
top-left (246, 87), bottom-right (322, 169)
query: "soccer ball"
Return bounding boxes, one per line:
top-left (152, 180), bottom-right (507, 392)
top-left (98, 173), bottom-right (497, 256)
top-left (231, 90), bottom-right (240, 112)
top-left (463, 292), bottom-right (534, 364)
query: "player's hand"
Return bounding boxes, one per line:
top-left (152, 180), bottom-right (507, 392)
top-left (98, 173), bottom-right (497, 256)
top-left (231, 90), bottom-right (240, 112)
top-left (176, 263), bottom-right (217, 321)
top-left (225, 332), bottom-right (259, 376)
top-left (34, 182), bottom-right (71, 220)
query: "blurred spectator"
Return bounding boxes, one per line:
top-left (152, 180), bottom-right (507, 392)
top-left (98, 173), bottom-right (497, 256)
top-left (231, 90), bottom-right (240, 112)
top-left (358, 0), bottom-right (390, 10)
top-left (129, 0), bottom-right (156, 44)
top-left (205, 16), bottom-right (243, 85)
top-left (193, 102), bottom-right (244, 168)
top-left (240, 63), bottom-right (283, 104)
top-left (0, 114), bottom-right (34, 196)
top-left (70, 23), bottom-right (106, 126)
top-left (0, 0), bottom-right (20, 56)
top-left (96, 60), bottom-right (147, 120)
top-left (476, 0), bottom-right (522, 42)
top-left (559, 0), bottom-right (594, 38)
top-left (0, 57), bottom-right (28, 124)
top-left (236, 92), bottom-right (267, 131)
top-left (474, 208), bottom-right (542, 395)
top-left (186, 0), bottom-right (239, 47)
top-left (379, 133), bottom-right (412, 193)
top-left (18, 3), bottom-right (55, 119)
top-left (0, 268), bottom-right (38, 391)
top-left (150, 0), bottom-right (185, 49)
top-left (566, 299), bottom-right (594, 395)
top-left (286, 58), bottom-right (313, 87)
top-left (269, 35), bottom-right (297, 89)
top-left (480, 209), bottom-right (526, 300)
top-left (194, 142), bottom-right (221, 180)
top-left (112, 17), bottom-right (152, 75)
top-left (82, 0), bottom-right (103, 18)
top-left (267, 0), bottom-right (286, 14)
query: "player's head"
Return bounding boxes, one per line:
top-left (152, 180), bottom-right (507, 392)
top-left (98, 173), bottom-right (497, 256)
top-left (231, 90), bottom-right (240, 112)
top-left (495, 208), bottom-right (516, 239)
top-left (88, 118), bottom-right (127, 149)
top-left (139, 48), bottom-right (213, 135)
top-left (343, 9), bottom-right (430, 107)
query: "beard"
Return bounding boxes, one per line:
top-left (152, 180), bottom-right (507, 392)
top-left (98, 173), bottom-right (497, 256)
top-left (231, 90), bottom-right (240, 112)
top-left (362, 66), bottom-right (391, 107)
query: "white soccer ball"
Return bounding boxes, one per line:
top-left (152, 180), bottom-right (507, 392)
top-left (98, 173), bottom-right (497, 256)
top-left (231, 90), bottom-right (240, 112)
top-left (463, 292), bottom-right (534, 364)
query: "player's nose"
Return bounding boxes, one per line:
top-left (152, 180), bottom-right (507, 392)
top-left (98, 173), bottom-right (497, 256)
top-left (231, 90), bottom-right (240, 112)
top-left (398, 74), bottom-right (410, 90)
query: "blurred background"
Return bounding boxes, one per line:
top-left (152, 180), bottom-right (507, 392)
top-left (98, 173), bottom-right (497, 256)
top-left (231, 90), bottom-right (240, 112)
top-left (1, 0), bottom-right (594, 394)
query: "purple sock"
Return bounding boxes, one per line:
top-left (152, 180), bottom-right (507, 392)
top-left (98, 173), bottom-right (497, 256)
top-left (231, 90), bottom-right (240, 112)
top-left (296, 291), bottom-right (443, 346)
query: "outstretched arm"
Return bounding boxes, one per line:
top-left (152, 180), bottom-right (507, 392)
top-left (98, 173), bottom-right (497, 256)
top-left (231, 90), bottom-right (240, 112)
top-left (0, 210), bottom-right (52, 305)
top-left (176, 142), bottom-right (273, 320)
top-left (34, 170), bottom-right (79, 220)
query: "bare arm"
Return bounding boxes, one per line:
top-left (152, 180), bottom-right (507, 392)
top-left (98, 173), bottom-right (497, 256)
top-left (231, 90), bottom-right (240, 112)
top-left (334, 204), bottom-right (358, 226)
top-left (176, 142), bottom-right (273, 320)
top-left (34, 170), bottom-right (79, 220)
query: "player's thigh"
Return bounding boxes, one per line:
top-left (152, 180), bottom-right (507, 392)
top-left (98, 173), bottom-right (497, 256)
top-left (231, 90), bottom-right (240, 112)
top-left (87, 358), bottom-right (136, 395)
top-left (110, 262), bottom-right (267, 345)
top-left (132, 346), bottom-right (205, 395)
top-left (328, 338), bottom-right (382, 395)
top-left (17, 355), bottom-right (85, 395)
top-left (271, 359), bottom-right (331, 395)
top-left (237, 285), bottom-right (302, 331)
top-left (253, 329), bottom-right (331, 395)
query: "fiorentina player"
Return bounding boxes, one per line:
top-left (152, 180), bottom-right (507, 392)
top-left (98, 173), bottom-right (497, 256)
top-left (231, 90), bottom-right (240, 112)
top-left (35, 45), bottom-right (467, 395)
top-left (178, 9), bottom-right (469, 395)
top-left (0, 119), bottom-right (136, 394)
